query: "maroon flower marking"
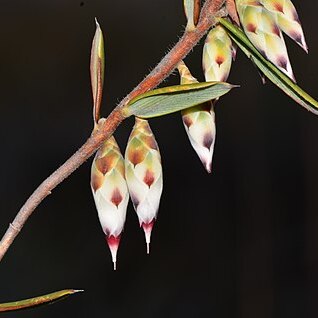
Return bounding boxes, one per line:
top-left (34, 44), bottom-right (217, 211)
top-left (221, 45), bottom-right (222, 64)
top-left (111, 188), bottom-right (123, 207)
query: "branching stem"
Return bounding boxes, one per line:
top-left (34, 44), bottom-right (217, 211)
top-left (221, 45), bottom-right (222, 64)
top-left (0, 0), bottom-right (226, 262)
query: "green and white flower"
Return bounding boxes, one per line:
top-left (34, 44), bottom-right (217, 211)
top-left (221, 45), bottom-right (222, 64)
top-left (125, 118), bottom-right (163, 254)
top-left (91, 136), bottom-right (129, 270)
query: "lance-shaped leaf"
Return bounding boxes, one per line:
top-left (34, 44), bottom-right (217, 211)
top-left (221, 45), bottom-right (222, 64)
top-left (90, 19), bottom-right (105, 125)
top-left (218, 18), bottom-right (318, 115)
top-left (124, 82), bottom-right (236, 119)
top-left (0, 289), bottom-right (83, 312)
top-left (184, 0), bottom-right (201, 31)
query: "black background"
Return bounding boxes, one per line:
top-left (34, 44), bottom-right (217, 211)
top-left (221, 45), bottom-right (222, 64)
top-left (0, 1), bottom-right (318, 317)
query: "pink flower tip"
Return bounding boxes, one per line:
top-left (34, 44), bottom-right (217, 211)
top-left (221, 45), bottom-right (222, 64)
top-left (201, 158), bottom-right (212, 174)
top-left (205, 163), bottom-right (212, 174)
top-left (106, 235), bottom-right (121, 270)
top-left (142, 220), bottom-right (155, 254)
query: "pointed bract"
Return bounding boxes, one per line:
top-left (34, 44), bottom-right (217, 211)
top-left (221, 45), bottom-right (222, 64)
top-left (91, 136), bottom-right (129, 270)
top-left (125, 118), bottom-right (163, 253)
top-left (178, 61), bottom-right (216, 173)
top-left (184, 0), bottom-right (201, 31)
top-left (226, 0), bottom-right (240, 25)
top-left (260, 0), bottom-right (308, 52)
top-left (236, 0), bottom-right (295, 81)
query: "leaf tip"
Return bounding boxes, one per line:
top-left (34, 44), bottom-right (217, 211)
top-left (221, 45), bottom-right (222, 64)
top-left (94, 17), bottom-right (100, 28)
top-left (71, 289), bottom-right (85, 294)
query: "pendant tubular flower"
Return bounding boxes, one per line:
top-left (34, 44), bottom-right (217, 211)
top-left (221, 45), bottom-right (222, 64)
top-left (178, 26), bottom-right (234, 172)
top-left (125, 118), bottom-right (163, 254)
top-left (202, 25), bottom-right (234, 82)
top-left (178, 61), bottom-right (216, 173)
top-left (91, 136), bottom-right (129, 270)
top-left (236, 0), bottom-right (295, 81)
top-left (260, 0), bottom-right (308, 52)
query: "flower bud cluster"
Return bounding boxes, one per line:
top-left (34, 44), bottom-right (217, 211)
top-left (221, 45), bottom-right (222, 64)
top-left (91, 120), bottom-right (163, 268)
top-left (235, 0), bottom-right (307, 81)
top-left (89, 1), bottom-right (309, 270)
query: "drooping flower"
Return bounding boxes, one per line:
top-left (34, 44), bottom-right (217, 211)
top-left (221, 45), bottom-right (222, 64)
top-left (260, 0), bottom-right (308, 52)
top-left (235, 0), bottom-right (295, 81)
top-left (202, 25), bottom-right (234, 82)
top-left (177, 26), bottom-right (233, 172)
top-left (125, 118), bottom-right (163, 254)
top-left (91, 136), bottom-right (129, 270)
top-left (178, 61), bottom-right (216, 173)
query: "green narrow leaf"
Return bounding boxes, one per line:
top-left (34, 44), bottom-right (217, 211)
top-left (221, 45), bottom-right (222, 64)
top-left (218, 18), bottom-right (318, 115)
top-left (90, 18), bottom-right (105, 125)
top-left (0, 289), bottom-right (83, 313)
top-left (124, 82), bottom-right (236, 119)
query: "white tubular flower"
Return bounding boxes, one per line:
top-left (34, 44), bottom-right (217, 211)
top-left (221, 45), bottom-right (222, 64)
top-left (125, 117), bottom-right (163, 254)
top-left (260, 0), bottom-right (308, 52)
top-left (202, 25), bottom-right (234, 82)
top-left (91, 136), bottom-right (129, 270)
top-left (236, 0), bottom-right (295, 81)
top-left (178, 61), bottom-right (216, 173)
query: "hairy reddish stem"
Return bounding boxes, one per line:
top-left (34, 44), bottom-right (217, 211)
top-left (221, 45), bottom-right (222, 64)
top-left (0, 0), bottom-right (226, 262)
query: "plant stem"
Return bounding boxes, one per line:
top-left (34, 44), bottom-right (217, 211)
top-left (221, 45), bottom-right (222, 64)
top-left (0, 0), bottom-right (226, 262)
